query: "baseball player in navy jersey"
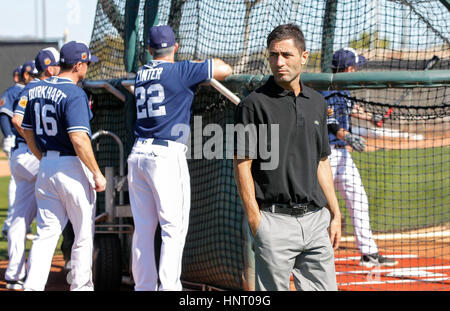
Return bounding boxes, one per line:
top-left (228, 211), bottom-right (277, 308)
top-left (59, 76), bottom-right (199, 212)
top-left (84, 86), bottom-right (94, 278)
top-left (21, 41), bottom-right (106, 291)
top-left (321, 47), bottom-right (397, 268)
top-left (0, 66), bottom-right (24, 238)
top-left (3, 50), bottom-right (61, 290)
top-left (128, 25), bottom-right (232, 291)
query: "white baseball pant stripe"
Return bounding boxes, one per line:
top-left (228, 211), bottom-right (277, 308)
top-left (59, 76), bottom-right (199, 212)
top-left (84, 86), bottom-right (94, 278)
top-left (329, 146), bottom-right (378, 255)
top-left (5, 143), bottom-right (39, 281)
top-left (127, 138), bottom-right (190, 291)
top-left (23, 152), bottom-right (96, 291)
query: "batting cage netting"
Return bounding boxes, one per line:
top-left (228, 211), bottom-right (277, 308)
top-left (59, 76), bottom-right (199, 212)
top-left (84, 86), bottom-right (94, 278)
top-left (84, 0), bottom-right (450, 291)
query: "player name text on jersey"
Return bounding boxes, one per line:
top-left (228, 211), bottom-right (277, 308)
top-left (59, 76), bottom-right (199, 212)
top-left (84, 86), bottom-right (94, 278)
top-left (136, 67), bottom-right (164, 83)
top-left (28, 86), bottom-right (68, 106)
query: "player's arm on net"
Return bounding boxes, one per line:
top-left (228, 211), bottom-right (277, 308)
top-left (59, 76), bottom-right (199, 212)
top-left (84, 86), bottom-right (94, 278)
top-left (211, 59), bottom-right (232, 81)
top-left (22, 129), bottom-right (42, 160)
top-left (233, 157), bottom-right (261, 237)
top-left (317, 156), bottom-right (341, 251)
top-left (69, 131), bottom-right (106, 192)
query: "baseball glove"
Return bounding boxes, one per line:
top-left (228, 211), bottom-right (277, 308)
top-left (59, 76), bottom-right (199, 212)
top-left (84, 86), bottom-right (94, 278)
top-left (344, 133), bottom-right (366, 152)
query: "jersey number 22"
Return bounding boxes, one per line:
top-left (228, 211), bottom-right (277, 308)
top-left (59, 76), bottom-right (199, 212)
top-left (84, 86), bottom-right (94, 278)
top-left (136, 84), bottom-right (166, 119)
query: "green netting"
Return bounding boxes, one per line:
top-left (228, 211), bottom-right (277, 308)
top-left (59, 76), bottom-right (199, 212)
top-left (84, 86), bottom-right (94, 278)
top-left (88, 0), bottom-right (449, 79)
top-left (86, 0), bottom-right (450, 291)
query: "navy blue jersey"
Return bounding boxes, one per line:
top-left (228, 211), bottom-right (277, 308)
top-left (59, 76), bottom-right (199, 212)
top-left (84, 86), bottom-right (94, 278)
top-left (0, 83), bottom-right (24, 118)
top-left (134, 59), bottom-right (213, 145)
top-left (22, 77), bottom-right (92, 155)
top-left (12, 79), bottom-right (40, 144)
top-left (321, 90), bottom-right (352, 146)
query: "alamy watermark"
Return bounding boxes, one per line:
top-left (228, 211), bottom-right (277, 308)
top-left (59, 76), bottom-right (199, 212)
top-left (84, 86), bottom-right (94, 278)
top-left (169, 116), bottom-right (280, 170)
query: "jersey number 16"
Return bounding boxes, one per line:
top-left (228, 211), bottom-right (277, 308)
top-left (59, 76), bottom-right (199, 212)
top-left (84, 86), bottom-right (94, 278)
top-left (34, 102), bottom-right (58, 136)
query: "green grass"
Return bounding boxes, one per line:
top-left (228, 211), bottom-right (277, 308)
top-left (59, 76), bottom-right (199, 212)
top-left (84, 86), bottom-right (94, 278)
top-left (341, 146), bottom-right (450, 234)
top-left (0, 176), bottom-right (63, 261)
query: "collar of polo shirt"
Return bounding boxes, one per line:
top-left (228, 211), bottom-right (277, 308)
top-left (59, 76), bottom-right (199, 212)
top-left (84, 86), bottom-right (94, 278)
top-left (267, 76), bottom-right (311, 98)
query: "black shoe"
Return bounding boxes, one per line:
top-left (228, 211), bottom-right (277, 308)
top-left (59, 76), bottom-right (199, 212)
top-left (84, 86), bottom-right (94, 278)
top-left (5, 280), bottom-right (24, 290)
top-left (359, 253), bottom-right (398, 268)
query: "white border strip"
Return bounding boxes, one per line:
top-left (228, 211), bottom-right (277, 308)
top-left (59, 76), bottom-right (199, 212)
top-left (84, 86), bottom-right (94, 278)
top-left (341, 229), bottom-right (450, 242)
top-left (339, 277), bottom-right (449, 286)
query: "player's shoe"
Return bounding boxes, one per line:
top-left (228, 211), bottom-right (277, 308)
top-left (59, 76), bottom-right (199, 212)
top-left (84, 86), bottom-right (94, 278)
top-left (1, 229), bottom-right (7, 240)
top-left (26, 233), bottom-right (37, 241)
top-left (359, 253), bottom-right (398, 268)
top-left (5, 280), bottom-right (24, 290)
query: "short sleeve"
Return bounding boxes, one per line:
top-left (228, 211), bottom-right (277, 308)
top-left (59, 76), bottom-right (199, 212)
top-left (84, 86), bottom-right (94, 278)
top-left (13, 94), bottom-right (29, 116)
top-left (0, 90), bottom-right (16, 117)
top-left (21, 97), bottom-right (33, 131)
top-left (179, 59), bottom-right (213, 88)
top-left (320, 98), bottom-right (331, 158)
top-left (63, 94), bottom-right (92, 136)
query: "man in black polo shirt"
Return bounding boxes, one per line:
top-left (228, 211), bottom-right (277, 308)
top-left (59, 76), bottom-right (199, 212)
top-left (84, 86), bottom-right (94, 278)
top-left (234, 24), bottom-right (341, 291)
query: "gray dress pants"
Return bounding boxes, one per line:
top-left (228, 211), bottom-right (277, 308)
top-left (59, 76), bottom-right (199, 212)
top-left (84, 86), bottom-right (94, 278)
top-left (253, 207), bottom-right (338, 291)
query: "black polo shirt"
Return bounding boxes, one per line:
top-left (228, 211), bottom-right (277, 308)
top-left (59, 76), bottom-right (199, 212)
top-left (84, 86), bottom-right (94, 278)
top-left (234, 75), bottom-right (331, 208)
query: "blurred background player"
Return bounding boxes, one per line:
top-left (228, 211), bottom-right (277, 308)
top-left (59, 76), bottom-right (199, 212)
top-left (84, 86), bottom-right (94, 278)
top-left (12, 66), bottom-right (22, 84)
top-left (4, 51), bottom-right (60, 290)
top-left (321, 47), bottom-right (398, 268)
top-left (127, 25), bottom-right (232, 291)
top-left (0, 66), bottom-right (24, 238)
top-left (21, 41), bottom-right (106, 291)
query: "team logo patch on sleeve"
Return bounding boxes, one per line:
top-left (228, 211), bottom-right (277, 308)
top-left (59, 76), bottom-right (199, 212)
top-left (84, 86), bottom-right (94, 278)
top-left (18, 96), bottom-right (28, 108)
top-left (0, 98), bottom-right (5, 107)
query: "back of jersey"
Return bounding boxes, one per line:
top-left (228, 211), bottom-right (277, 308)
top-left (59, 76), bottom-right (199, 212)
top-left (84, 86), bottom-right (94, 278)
top-left (134, 59), bottom-right (212, 145)
top-left (22, 77), bottom-right (92, 155)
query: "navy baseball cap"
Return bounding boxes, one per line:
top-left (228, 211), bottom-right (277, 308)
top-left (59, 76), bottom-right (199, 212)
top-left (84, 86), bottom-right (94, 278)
top-left (60, 41), bottom-right (98, 65)
top-left (21, 61), bottom-right (38, 77)
top-left (148, 25), bottom-right (176, 49)
top-left (13, 66), bottom-right (22, 77)
top-left (35, 47), bottom-right (60, 72)
top-left (332, 47), bottom-right (367, 70)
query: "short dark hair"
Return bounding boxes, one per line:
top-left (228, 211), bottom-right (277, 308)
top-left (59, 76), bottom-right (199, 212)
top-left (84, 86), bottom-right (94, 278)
top-left (60, 62), bottom-right (76, 72)
top-left (266, 24), bottom-right (306, 52)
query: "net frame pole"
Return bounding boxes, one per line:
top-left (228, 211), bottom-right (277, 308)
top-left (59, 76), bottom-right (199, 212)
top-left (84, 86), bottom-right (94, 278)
top-left (321, 0), bottom-right (338, 73)
top-left (143, 0), bottom-right (160, 64)
top-left (124, 0), bottom-right (141, 73)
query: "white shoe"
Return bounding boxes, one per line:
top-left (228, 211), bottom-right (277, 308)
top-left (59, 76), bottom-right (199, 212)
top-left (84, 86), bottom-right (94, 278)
top-left (6, 280), bottom-right (24, 290)
top-left (26, 233), bottom-right (37, 241)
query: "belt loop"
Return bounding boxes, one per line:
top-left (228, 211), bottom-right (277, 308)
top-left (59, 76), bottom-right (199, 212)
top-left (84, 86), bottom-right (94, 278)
top-left (270, 204), bottom-right (276, 214)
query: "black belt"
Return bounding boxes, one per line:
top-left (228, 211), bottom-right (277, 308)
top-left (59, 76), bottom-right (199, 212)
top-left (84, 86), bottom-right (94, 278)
top-left (135, 138), bottom-right (169, 147)
top-left (260, 203), bottom-right (321, 217)
top-left (333, 144), bottom-right (347, 149)
top-left (151, 139), bottom-right (169, 147)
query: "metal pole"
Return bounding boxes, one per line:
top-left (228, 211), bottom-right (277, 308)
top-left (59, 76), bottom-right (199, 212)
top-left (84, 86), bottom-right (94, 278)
top-left (42, 0), bottom-right (47, 40)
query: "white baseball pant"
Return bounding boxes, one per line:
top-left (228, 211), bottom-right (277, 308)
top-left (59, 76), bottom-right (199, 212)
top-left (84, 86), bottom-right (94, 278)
top-left (5, 143), bottom-right (39, 282)
top-left (23, 151), bottom-right (96, 291)
top-left (328, 145), bottom-right (378, 255)
top-left (127, 138), bottom-right (190, 291)
top-left (2, 164), bottom-right (16, 234)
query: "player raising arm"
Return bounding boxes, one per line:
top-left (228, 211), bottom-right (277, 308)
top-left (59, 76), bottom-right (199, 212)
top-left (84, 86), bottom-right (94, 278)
top-left (127, 25), bottom-right (231, 291)
top-left (21, 41), bottom-right (106, 291)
